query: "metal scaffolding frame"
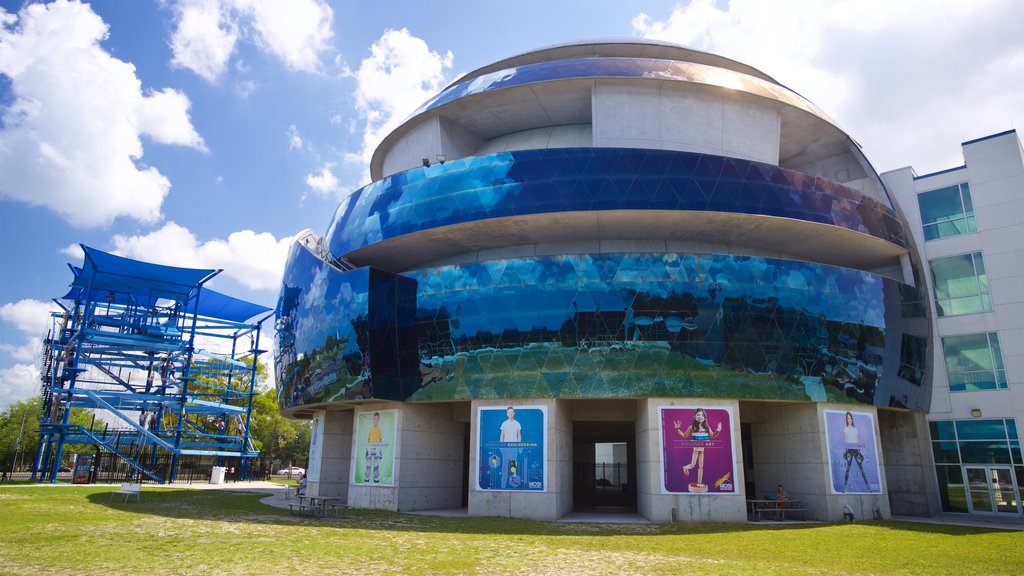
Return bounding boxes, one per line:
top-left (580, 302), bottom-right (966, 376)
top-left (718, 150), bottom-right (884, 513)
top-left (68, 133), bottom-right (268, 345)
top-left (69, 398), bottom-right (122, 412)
top-left (32, 246), bottom-right (272, 484)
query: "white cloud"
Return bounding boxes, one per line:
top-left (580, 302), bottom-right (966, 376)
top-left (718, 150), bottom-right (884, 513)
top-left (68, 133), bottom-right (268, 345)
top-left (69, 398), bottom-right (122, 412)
top-left (287, 124), bottom-right (304, 150)
top-left (241, 0), bottom-right (333, 72)
top-left (169, 0), bottom-right (237, 82)
top-left (109, 222), bottom-right (294, 291)
top-left (344, 28), bottom-right (453, 181)
top-left (170, 0), bottom-right (333, 82)
top-left (0, 299), bottom-right (61, 337)
top-left (59, 243), bottom-right (84, 260)
top-left (304, 163), bottom-right (342, 198)
top-left (0, 339), bottom-right (40, 363)
top-left (0, 363), bottom-right (39, 408)
top-left (0, 299), bottom-right (58, 384)
top-left (632, 0), bottom-right (1024, 173)
top-left (0, 0), bottom-right (205, 228)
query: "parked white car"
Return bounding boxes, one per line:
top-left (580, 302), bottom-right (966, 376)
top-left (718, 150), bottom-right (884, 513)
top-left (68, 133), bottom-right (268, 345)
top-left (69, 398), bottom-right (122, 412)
top-left (276, 466), bottom-right (305, 477)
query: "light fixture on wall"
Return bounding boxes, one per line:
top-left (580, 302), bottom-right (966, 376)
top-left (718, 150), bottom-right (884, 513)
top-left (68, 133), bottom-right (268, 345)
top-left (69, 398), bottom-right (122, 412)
top-left (971, 408), bottom-right (983, 418)
top-left (422, 154), bottom-right (446, 168)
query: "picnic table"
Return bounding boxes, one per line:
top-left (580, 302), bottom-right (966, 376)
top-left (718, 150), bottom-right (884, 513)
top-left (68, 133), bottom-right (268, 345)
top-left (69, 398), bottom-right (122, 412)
top-left (290, 495), bottom-right (344, 517)
top-left (747, 498), bottom-right (808, 521)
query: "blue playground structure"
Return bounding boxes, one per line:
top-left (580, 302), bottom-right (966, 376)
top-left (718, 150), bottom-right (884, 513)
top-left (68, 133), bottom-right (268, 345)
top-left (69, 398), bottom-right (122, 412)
top-left (32, 246), bottom-right (272, 483)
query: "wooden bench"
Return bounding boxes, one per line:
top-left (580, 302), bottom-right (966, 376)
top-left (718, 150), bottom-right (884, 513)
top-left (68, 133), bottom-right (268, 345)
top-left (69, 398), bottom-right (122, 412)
top-left (109, 483), bottom-right (141, 503)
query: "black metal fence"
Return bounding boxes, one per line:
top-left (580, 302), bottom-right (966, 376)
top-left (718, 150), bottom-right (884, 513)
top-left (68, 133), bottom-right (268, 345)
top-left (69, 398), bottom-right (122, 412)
top-left (1, 449), bottom-right (305, 484)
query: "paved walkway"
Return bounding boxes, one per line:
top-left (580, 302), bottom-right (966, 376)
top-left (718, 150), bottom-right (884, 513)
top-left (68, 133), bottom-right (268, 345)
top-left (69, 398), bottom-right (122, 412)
top-left (892, 513), bottom-right (1024, 532)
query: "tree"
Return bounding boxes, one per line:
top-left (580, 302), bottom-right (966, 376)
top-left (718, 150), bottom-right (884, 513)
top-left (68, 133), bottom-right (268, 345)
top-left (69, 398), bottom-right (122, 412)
top-left (0, 398), bottom-right (39, 455)
top-left (249, 388), bottom-right (310, 470)
top-left (1, 397), bottom-right (94, 472)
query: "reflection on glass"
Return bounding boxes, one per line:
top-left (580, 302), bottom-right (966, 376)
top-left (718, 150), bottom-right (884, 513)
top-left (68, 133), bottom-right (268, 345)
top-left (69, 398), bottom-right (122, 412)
top-left (955, 419), bottom-right (1009, 441)
top-left (327, 148), bottom-right (907, 258)
top-left (277, 250), bottom-right (928, 409)
top-left (992, 468), bottom-right (1019, 513)
top-left (402, 252), bottom-right (910, 405)
top-left (930, 252), bottom-right (991, 317)
top-left (918, 183), bottom-right (976, 241)
top-left (942, 332), bottom-right (1006, 391)
top-left (967, 467), bottom-right (993, 513)
top-left (936, 465), bottom-right (968, 513)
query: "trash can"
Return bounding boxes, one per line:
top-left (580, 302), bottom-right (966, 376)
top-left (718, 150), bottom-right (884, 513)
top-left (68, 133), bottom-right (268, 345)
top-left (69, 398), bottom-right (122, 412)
top-left (210, 466), bottom-right (226, 484)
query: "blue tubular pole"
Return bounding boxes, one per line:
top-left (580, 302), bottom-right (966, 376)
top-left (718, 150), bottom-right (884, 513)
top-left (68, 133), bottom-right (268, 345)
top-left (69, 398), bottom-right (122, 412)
top-left (240, 322), bottom-right (263, 480)
top-left (170, 287), bottom-right (204, 483)
top-left (168, 372), bottom-right (186, 483)
top-left (50, 291), bottom-right (92, 483)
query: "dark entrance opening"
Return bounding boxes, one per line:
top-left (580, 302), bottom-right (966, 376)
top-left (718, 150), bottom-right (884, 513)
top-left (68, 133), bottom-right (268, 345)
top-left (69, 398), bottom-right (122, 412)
top-left (461, 422), bottom-right (470, 508)
top-left (741, 422), bottom-right (755, 498)
top-left (572, 421), bottom-right (636, 512)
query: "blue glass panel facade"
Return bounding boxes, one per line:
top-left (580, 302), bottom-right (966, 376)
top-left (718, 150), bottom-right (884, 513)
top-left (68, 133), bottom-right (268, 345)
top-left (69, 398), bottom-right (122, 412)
top-left (326, 149), bottom-right (907, 259)
top-left (275, 243), bottom-right (417, 409)
top-left (277, 249), bottom-right (928, 410)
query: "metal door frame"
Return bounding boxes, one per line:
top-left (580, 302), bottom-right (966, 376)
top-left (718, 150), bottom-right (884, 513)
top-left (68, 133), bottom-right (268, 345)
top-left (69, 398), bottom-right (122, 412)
top-left (963, 465), bottom-right (1022, 516)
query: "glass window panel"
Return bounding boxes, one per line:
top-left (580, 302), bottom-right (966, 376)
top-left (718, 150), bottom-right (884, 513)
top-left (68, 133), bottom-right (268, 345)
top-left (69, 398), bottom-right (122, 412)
top-left (930, 252), bottom-right (992, 316)
top-left (956, 419), bottom-right (1008, 440)
top-left (930, 420), bottom-right (956, 441)
top-left (932, 441), bottom-right (961, 464)
top-left (1017, 467), bottom-right (1024, 509)
top-left (966, 467), bottom-right (993, 512)
top-left (959, 441), bottom-right (1012, 464)
top-left (942, 332), bottom-right (1006, 391)
top-left (1007, 420), bottom-right (1020, 440)
top-left (918, 183), bottom-right (977, 241)
top-left (898, 333), bottom-right (926, 385)
top-left (935, 465), bottom-right (968, 513)
top-left (1012, 441), bottom-right (1022, 465)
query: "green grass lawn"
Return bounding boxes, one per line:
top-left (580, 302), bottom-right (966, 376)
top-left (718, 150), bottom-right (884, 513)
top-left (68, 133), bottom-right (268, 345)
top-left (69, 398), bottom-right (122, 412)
top-left (0, 486), bottom-right (1021, 575)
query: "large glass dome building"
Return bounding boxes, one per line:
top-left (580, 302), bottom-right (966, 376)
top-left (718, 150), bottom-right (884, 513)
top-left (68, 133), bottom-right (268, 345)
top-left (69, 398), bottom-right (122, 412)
top-left (275, 40), bottom-right (937, 522)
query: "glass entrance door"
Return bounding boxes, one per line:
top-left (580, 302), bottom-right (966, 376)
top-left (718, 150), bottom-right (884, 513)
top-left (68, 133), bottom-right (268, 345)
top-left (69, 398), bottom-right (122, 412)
top-left (964, 466), bottom-right (1021, 515)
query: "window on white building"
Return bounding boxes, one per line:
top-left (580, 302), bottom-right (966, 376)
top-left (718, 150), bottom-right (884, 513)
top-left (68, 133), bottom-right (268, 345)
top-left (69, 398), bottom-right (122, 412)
top-left (929, 252), bottom-right (991, 316)
top-left (918, 182), bottom-right (977, 241)
top-left (942, 332), bottom-right (1007, 391)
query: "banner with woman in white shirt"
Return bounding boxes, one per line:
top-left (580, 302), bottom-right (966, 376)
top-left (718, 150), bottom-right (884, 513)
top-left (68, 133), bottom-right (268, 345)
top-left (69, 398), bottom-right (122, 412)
top-left (824, 409), bottom-right (882, 494)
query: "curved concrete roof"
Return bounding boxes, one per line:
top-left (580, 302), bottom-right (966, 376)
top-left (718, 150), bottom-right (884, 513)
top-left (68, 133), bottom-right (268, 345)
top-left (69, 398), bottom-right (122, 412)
top-left (447, 38), bottom-right (783, 88)
top-left (343, 210), bottom-right (907, 276)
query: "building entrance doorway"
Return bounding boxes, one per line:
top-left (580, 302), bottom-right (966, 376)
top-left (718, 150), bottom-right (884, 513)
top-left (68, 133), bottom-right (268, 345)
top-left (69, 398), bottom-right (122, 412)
top-left (964, 466), bottom-right (1022, 516)
top-left (572, 421), bottom-right (636, 512)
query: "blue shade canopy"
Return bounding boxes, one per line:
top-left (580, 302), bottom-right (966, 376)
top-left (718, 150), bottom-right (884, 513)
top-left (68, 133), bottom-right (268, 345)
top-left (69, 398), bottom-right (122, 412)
top-left (73, 245), bottom-right (219, 302)
top-left (192, 288), bottom-right (272, 323)
top-left (61, 266), bottom-right (160, 308)
top-left (66, 246), bottom-right (270, 323)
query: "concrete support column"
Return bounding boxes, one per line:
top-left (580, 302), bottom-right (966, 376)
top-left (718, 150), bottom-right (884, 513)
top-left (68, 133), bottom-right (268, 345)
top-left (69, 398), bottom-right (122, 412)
top-left (312, 409), bottom-right (352, 501)
top-left (638, 398), bottom-right (746, 523)
top-left (396, 403), bottom-right (465, 512)
top-left (346, 403), bottom-right (467, 512)
top-left (347, 404), bottom-right (400, 511)
top-left (468, 398), bottom-right (570, 520)
top-left (750, 403), bottom-right (825, 509)
top-left (878, 410), bottom-right (941, 516)
top-left (751, 403), bottom-right (895, 522)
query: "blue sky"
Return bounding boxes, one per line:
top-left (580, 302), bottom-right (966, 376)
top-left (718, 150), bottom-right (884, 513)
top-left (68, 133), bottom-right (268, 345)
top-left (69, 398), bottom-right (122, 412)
top-left (0, 0), bottom-right (1021, 407)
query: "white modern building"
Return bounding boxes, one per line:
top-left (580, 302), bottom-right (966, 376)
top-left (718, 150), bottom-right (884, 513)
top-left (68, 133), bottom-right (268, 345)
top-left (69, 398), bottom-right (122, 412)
top-left (885, 129), bottom-right (1024, 517)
